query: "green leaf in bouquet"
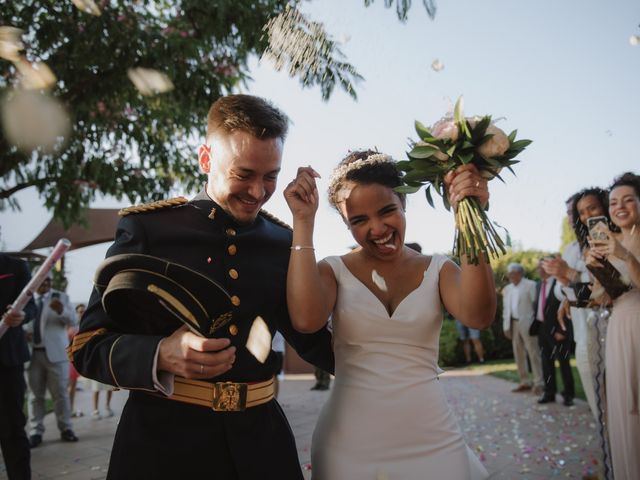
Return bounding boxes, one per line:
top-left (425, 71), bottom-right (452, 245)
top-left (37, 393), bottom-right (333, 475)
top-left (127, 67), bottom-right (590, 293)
top-left (402, 170), bottom-right (432, 183)
top-left (442, 190), bottom-right (452, 211)
top-left (446, 144), bottom-right (457, 157)
top-left (485, 157), bottom-right (502, 168)
top-left (409, 144), bottom-right (440, 159)
top-left (508, 129), bottom-right (518, 143)
top-left (394, 185), bottom-right (422, 194)
top-left (510, 139), bottom-right (533, 150)
top-left (425, 185), bottom-right (435, 208)
top-left (470, 116), bottom-right (491, 143)
top-left (396, 160), bottom-right (412, 170)
top-left (415, 120), bottom-right (433, 140)
top-left (458, 152), bottom-right (474, 165)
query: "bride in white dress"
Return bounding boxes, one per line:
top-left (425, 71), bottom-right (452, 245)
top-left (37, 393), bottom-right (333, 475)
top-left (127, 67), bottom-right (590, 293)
top-left (284, 150), bottom-right (493, 480)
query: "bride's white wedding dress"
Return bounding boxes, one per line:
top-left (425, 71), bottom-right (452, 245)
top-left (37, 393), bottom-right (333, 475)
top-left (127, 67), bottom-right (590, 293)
top-left (311, 254), bottom-right (488, 480)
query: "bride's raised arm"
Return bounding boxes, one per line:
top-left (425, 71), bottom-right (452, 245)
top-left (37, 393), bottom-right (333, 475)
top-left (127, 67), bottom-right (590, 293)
top-left (439, 165), bottom-right (497, 329)
top-left (283, 166), bottom-right (337, 333)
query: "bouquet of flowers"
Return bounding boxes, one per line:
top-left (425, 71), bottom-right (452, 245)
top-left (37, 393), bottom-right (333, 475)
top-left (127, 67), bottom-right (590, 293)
top-left (395, 97), bottom-right (531, 264)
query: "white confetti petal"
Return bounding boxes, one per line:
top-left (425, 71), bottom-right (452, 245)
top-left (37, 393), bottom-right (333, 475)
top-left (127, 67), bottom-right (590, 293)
top-left (372, 269), bottom-right (387, 292)
top-left (127, 67), bottom-right (174, 96)
top-left (629, 35), bottom-right (640, 46)
top-left (246, 316), bottom-right (272, 363)
top-left (431, 58), bottom-right (444, 72)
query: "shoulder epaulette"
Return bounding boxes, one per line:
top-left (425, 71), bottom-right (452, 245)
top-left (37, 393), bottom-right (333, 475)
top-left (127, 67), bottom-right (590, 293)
top-left (259, 209), bottom-right (292, 231)
top-left (118, 197), bottom-right (188, 217)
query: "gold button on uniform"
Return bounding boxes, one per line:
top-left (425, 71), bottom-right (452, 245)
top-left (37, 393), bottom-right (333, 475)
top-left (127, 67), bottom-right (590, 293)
top-left (227, 244), bottom-right (237, 256)
top-left (229, 324), bottom-right (238, 336)
top-left (225, 228), bottom-right (236, 236)
top-left (231, 295), bottom-right (241, 306)
top-left (229, 269), bottom-right (238, 280)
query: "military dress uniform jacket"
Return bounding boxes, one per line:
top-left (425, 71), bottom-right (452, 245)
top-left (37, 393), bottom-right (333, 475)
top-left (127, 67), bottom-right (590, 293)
top-left (0, 254), bottom-right (35, 367)
top-left (71, 191), bottom-right (334, 480)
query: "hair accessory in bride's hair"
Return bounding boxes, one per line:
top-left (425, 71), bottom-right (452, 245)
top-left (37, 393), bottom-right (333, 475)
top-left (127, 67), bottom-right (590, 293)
top-left (327, 153), bottom-right (393, 194)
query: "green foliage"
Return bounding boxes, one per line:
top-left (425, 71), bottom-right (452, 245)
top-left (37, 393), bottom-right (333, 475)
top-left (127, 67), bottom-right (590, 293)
top-left (438, 317), bottom-right (462, 366)
top-left (438, 316), bottom-right (513, 367)
top-left (363, 0), bottom-right (437, 21)
top-left (0, 1), bottom-right (363, 226)
top-left (560, 217), bottom-right (576, 254)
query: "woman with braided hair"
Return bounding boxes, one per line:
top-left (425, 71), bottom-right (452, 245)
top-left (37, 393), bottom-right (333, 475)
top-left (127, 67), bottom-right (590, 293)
top-left (283, 150), bottom-right (492, 479)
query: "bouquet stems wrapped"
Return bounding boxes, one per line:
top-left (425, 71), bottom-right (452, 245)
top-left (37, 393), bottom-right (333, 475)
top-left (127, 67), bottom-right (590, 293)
top-left (395, 97), bottom-right (531, 265)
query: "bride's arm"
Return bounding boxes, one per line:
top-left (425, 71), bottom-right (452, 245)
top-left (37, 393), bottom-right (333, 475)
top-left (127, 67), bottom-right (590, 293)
top-left (284, 167), bottom-right (338, 333)
top-left (439, 165), bottom-right (496, 329)
top-left (440, 255), bottom-right (496, 329)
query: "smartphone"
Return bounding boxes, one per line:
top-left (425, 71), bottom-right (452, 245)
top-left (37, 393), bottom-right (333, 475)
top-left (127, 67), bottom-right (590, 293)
top-left (587, 215), bottom-right (609, 242)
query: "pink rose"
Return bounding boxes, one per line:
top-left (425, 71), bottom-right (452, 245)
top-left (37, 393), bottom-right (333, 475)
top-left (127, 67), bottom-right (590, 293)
top-left (430, 119), bottom-right (459, 142)
top-left (476, 125), bottom-right (509, 159)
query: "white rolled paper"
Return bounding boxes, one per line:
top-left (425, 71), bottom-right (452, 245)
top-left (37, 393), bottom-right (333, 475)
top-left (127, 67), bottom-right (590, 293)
top-left (0, 238), bottom-right (71, 339)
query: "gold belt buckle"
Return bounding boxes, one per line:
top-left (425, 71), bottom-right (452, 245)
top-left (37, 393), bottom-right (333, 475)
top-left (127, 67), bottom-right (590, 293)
top-left (212, 382), bottom-right (247, 412)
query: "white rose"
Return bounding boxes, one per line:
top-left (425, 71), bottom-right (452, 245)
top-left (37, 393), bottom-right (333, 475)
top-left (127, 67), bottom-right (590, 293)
top-left (477, 125), bottom-right (510, 159)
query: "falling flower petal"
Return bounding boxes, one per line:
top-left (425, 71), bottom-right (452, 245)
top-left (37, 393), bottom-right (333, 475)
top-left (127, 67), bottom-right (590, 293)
top-left (71, 0), bottom-right (102, 16)
top-left (431, 58), bottom-right (444, 72)
top-left (127, 67), bottom-right (174, 96)
top-left (1, 90), bottom-right (71, 154)
top-left (246, 316), bottom-right (272, 363)
top-left (0, 26), bottom-right (24, 62)
top-left (14, 59), bottom-right (57, 90)
top-left (629, 35), bottom-right (640, 46)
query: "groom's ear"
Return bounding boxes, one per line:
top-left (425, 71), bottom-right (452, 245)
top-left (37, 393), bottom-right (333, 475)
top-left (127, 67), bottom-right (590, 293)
top-left (198, 144), bottom-right (211, 173)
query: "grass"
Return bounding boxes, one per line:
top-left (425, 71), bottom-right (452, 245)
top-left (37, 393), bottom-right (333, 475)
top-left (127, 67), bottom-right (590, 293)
top-left (454, 358), bottom-right (586, 401)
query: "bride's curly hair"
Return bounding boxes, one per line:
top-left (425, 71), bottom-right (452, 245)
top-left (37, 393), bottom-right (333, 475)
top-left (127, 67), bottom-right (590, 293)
top-left (328, 149), bottom-right (405, 212)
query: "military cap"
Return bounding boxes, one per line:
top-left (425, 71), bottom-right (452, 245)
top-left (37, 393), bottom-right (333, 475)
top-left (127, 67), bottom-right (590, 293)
top-left (94, 254), bottom-right (233, 338)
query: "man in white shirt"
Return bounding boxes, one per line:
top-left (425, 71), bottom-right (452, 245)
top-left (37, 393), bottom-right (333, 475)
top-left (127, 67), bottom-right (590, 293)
top-left (502, 263), bottom-right (543, 394)
top-left (25, 274), bottom-right (78, 447)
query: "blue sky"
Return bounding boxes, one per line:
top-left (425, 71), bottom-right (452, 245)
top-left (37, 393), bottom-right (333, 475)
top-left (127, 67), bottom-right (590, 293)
top-left (1, 0), bottom-right (639, 302)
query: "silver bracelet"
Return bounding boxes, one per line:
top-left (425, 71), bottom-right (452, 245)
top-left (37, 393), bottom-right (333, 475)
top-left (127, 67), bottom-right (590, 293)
top-left (290, 245), bottom-right (315, 251)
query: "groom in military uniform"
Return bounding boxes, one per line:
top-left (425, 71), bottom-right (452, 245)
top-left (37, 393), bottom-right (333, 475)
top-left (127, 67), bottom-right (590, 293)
top-left (71, 94), bottom-right (334, 479)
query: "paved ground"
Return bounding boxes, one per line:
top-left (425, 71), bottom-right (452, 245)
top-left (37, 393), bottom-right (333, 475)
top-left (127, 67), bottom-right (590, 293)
top-left (1, 369), bottom-right (603, 479)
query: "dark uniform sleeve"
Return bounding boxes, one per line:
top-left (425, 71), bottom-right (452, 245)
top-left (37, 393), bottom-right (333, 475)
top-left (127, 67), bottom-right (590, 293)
top-left (274, 297), bottom-right (335, 375)
top-left (70, 216), bottom-right (164, 391)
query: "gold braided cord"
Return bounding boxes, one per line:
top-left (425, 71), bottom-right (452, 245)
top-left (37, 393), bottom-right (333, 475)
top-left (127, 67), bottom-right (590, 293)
top-left (259, 209), bottom-right (292, 231)
top-left (118, 196), bottom-right (188, 216)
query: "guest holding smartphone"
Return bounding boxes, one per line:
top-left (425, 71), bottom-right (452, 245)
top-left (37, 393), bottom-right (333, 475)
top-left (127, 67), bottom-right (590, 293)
top-left (586, 172), bottom-right (640, 480)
